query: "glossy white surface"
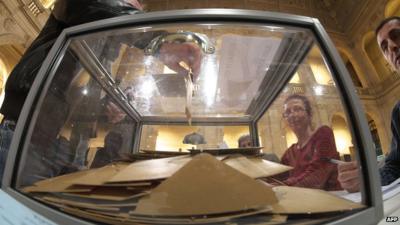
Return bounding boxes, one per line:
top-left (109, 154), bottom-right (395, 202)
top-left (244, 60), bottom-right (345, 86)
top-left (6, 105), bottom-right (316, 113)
top-left (0, 189), bottom-right (57, 225)
top-left (378, 192), bottom-right (400, 225)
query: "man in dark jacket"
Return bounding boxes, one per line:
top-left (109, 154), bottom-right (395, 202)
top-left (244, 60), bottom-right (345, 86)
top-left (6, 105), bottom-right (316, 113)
top-left (1, 0), bottom-right (143, 123)
top-left (0, 0), bottom-right (202, 186)
top-left (338, 16), bottom-right (400, 192)
top-left (90, 131), bottom-right (123, 169)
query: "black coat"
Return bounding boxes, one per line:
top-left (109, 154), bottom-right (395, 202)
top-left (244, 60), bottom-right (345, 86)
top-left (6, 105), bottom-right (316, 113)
top-left (0, 0), bottom-right (141, 121)
top-left (380, 101), bottom-right (400, 185)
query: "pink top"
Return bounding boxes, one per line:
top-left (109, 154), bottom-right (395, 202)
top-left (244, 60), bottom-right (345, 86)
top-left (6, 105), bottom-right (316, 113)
top-left (280, 126), bottom-right (342, 191)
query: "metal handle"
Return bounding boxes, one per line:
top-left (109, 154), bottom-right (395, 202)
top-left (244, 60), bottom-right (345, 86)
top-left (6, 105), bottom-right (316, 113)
top-left (144, 31), bottom-right (215, 55)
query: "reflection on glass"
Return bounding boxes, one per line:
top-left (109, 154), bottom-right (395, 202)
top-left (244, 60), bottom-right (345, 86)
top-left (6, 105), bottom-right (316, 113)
top-left (13, 20), bottom-right (367, 225)
top-left (279, 94), bottom-right (342, 190)
top-left (257, 43), bottom-right (360, 191)
top-left (77, 24), bottom-right (293, 118)
top-left (16, 50), bottom-right (136, 187)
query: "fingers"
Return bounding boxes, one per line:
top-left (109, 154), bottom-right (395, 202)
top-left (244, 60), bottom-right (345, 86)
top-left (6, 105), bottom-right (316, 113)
top-left (187, 43), bottom-right (202, 81)
top-left (338, 168), bottom-right (359, 183)
top-left (158, 43), bottom-right (203, 80)
top-left (339, 176), bottom-right (360, 193)
top-left (337, 161), bottom-right (361, 193)
top-left (338, 161), bottom-right (359, 182)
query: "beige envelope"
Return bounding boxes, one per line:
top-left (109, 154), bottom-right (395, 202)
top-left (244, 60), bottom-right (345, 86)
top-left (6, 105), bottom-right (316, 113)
top-left (271, 186), bottom-right (365, 214)
top-left (134, 153), bottom-right (278, 216)
top-left (40, 196), bottom-right (120, 211)
top-left (72, 163), bottom-right (130, 186)
top-left (108, 155), bottom-right (192, 183)
top-left (22, 169), bottom-right (96, 193)
top-left (64, 187), bottom-right (147, 201)
top-left (224, 155), bottom-right (292, 178)
top-left (22, 163), bottom-right (129, 192)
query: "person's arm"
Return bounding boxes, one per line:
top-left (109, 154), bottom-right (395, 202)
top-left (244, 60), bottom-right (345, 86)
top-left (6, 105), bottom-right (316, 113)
top-left (338, 103), bottom-right (400, 192)
top-left (283, 126), bottom-right (340, 189)
top-left (124, 32), bottom-right (204, 80)
top-left (52, 0), bottom-right (142, 26)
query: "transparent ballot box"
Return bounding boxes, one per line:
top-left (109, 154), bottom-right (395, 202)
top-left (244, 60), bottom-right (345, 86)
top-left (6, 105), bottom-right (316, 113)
top-left (3, 9), bottom-right (382, 225)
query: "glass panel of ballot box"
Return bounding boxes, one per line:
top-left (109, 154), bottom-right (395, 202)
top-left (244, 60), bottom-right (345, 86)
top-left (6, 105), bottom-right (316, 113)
top-left (2, 9), bottom-right (382, 225)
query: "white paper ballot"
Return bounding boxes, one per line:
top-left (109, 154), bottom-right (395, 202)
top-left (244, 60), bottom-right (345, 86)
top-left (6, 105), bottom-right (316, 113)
top-left (331, 177), bottom-right (400, 203)
top-left (382, 177), bottom-right (400, 200)
top-left (0, 190), bottom-right (57, 225)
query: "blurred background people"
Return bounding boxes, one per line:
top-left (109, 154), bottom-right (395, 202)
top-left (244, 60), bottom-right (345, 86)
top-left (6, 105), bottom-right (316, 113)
top-left (238, 134), bottom-right (252, 148)
top-left (90, 131), bottom-right (123, 168)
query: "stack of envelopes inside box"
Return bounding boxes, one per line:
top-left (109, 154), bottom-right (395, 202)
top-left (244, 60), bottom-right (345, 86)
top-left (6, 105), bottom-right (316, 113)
top-left (23, 152), bottom-right (364, 224)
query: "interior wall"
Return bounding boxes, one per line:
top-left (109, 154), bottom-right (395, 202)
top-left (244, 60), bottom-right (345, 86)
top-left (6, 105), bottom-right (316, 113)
top-left (331, 114), bottom-right (352, 156)
top-left (0, 44), bottom-right (23, 111)
top-left (385, 0), bottom-right (400, 17)
top-left (364, 32), bottom-right (392, 82)
top-left (0, 59), bottom-right (7, 114)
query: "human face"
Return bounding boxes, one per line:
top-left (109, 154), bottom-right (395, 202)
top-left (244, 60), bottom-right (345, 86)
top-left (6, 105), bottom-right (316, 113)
top-left (239, 138), bottom-right (252, 148)
top-left (377, 19), bottom-right (400, 71)
top-left (283, 99), bottom-right (310, 132)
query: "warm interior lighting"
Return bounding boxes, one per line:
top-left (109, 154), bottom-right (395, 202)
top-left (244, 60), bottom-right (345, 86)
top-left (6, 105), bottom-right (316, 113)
top-left (150, 125), bottom-right (249, 150)
top-left (155, 126), bottom-right (198, 151)
top-left (223, 126), bottom-right (250, 148)
top-left (0, 59), bottom-right (7, 109)
top-left (289, 72), bottom-right (301, 83)
top-left (313, 85), bottom-right (323, 96)
top-left (385, 0), bottom-right (400, 18)
top-left (333, 130), bottom-right (352, 155)
top-left (332, 115), bottom-right (352, 155)
top-left (310, 59), bottom-right (332, 85)
top-left (40, 0), bottom-right (56, 8)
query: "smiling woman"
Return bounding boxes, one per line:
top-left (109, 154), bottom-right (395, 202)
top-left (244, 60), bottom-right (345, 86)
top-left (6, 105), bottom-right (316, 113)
top-left (276, 94), bottom-right (342, 191)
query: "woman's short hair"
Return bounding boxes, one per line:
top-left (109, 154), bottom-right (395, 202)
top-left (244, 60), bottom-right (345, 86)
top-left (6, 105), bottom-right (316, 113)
top-left (284, 94), bottom-right (312, 117)
top-left (238, 134), bottom-right (251, 147)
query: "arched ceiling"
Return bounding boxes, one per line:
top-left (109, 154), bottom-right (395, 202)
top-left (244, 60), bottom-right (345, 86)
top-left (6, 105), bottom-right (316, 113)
top-left (142, 0), bottom-right (379, 36)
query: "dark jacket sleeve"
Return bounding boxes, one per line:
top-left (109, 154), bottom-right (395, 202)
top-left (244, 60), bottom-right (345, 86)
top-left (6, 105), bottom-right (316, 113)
top-left (380, 101), bottom-right (400, 185)
top-left (52, 0), bottom-right (141, 26)
top-left (1, 0), bottom-right (143, 121)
